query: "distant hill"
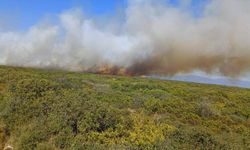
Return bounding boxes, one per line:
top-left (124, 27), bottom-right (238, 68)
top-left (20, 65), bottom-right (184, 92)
top-left (152, 74), bottom-right (250, 88)
top-left (0, 66), bottom-right (249, 149)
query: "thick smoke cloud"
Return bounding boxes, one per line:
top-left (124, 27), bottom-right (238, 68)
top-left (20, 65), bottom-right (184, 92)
top-left (0, 0), bottom-right (250, 76)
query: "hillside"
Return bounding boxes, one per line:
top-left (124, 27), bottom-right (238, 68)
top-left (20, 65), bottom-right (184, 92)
top-left (0, 66), bottom-right (249, 150)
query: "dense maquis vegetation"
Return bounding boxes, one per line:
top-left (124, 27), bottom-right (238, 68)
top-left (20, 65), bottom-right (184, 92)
top-left (0, 66), bottom-right (249, 150)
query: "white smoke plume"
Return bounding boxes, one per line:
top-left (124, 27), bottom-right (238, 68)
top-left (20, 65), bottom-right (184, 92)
top-left (0, 0), bottom-right (250, 76)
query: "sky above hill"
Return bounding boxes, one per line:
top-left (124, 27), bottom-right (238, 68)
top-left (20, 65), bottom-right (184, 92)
top-left (0, 0), bottom-right (207, 30)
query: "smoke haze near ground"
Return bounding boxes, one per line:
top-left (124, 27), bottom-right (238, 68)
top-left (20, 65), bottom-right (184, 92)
top-left (0, 0), bottom-right (250, 76)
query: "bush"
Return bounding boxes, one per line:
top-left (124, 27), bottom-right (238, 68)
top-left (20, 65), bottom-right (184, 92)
top-left (197, 101), bottom-right (214, 118)
top-left (0, 66), bottom-right (249, 149)
top-left (12, 79), bottom-right (58, 99)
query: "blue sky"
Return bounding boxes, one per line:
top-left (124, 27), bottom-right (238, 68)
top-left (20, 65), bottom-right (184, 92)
top-left (0, 0), bottom-right (127, 30)
top-left (0, 0), bottom-right (207, 30)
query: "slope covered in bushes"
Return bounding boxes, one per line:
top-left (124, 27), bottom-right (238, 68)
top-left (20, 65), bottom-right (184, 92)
top-left (0, 66), bottom-right (249, 149)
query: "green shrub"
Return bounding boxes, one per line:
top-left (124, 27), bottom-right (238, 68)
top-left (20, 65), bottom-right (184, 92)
top-left (0, 66), bottom-right (249, 149)
top-left (197, 101), bottom-right (214, 118)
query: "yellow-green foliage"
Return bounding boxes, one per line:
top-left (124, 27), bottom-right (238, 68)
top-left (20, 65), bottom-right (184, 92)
top-left (127, 113), bottom-right (175, 147)
top-left (0, 65), bottom-right (249, 149)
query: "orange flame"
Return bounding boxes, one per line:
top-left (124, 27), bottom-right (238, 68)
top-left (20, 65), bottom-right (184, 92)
top-left (86, 65), bottom-right (135, 76)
